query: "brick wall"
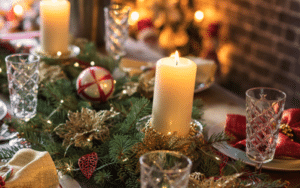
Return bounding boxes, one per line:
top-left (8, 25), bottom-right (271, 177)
top-left (196, 0), bottom-right (300, 108)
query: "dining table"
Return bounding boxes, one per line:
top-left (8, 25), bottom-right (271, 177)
top-left (0, 32), bottom-right (299, 187)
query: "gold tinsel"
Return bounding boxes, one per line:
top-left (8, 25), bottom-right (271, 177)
top-left (189, 172), bottom-right (250, 188)
top-left (54, 108), bottom-right (119, 149)
top-left (131, 122), bottom-right (204, 173)
top-left (39, 61), bottom-right (67, 83)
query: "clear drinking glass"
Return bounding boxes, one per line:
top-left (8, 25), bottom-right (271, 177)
top-left (104, 3), bottom-right (130, 62)
top-left (5, 53), bottom-right (40, 121)
top-left (246, 87), bottom-right (286, 173)
top-left (140, 150), bottom-right (192, 188)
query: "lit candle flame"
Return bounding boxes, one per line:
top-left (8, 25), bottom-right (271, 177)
top-left (52, 0), bottom-right (58, 2)
top-left (175, 51), bottom-right (179, 65)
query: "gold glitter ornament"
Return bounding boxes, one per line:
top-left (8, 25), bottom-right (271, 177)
top-left (39, 61), bottom-right (67, 83)
top-left (118, 69), bottom-right (155, 99)
top-left (137, 69), bottom-right (155, 98)
top-left (54, 108), bottom-right (119, 149)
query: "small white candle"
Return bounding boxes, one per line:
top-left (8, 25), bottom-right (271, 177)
top-left (152, 51), bottom-right (197, 136)
top-left (40, 0), bottom-right (70, 54)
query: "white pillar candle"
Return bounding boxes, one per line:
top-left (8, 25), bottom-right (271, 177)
top-left (40, 0), bottom-right (70, 54)
top-left (152, 52), bottom-right (197, 136)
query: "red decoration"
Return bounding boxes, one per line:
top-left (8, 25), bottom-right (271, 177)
top-left (5, 8), bottom-right (16, 22)
top-left (76, 66), bottom-right (115, 103)
top-left (0, 40), bottom-right (16, 54)
top-left (206, 22), bottom-right (221, 38)
top-left (137, 18), bottom-right (159, 46)
top-left (78, 152), bottom-right (98, 179)
top-left (0, 176), bottom-right (5, 188)
top-left (137, 18), bottom-right (154, 31)
top-left (225, 109), bottom-right (300, 159)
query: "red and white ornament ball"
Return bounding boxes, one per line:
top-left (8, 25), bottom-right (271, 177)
top-left (76, 66), bottom-right (115, 103)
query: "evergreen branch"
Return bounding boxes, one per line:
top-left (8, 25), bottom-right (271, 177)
top-left (205, 131), bottom-right (230, 148)
top-left (0, 146), bottom-right (22, 160)
top-left (118, 97), bottom-right (151, 133)
top-left (94, 170), bottom-right (113, 185)
top-left (192, 99), bottom-right (204, 120)
top-left (109, 135), bottom-right (137, 163)
top-left (47, 103), bottom-right (63, 120)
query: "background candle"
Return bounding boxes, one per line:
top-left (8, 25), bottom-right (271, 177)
top-left (40, 0), bottom-right (70, 54)
top-left (152, 54), bottom-right (197, 136)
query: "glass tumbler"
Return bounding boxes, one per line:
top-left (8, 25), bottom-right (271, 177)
top-left (140, 150), bottom-right (192, 188)
top-left (104, 3), bottom-right (130, 62)
top-left (5, 53), bottom-right (40, 121)
top-left (245, 87), bottom-right (286, 172)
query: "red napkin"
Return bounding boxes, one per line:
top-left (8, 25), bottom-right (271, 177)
top-left (225, 109), bottom-right (300, 159)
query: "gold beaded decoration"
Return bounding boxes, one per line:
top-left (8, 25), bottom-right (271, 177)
top-left (280, 123), bottom-right (294, 141)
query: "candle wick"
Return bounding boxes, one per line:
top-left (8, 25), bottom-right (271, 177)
top-left (176, 60), bottom-right (178, 66)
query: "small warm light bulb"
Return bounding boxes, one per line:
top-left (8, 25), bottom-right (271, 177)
top-left (0, 68), bottom-right (2, 73)
top-left (90, 61), bottom-right (95, 66)
top-left (74, 62), bottom-right (79, 67)
top-left (175, 50), bottom-right (179, 65)
top-left (57, 51), bottom-right (62, 56)
top-left (129, 11), bottom-right (139, 25)
top-left (114, 80), bottom-right (117, 84)
top-left (13, 5), bottom-right (23, 17)
top-left (194, 10), bottom-right (204, 22)
top-left (60, 100), bottom-right (64, 103)
top-left (131, 11), bottom-right (139, 21)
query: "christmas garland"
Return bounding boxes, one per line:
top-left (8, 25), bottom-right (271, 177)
top-left (0, 39), bottom-right (289, 187)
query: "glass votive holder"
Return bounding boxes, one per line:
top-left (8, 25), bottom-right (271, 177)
top-left (140, 150), bottom-right (192, 188)
top-left (5, 53), bottom-right (40, 121)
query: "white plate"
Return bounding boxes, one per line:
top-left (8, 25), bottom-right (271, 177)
top-left (30, 45), bottom-right (80, 59)
top-left (194, 80), bottom-right (214, 93)
top-left (207, 123), bottom-right (300, 171)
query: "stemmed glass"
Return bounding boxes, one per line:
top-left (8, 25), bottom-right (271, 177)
top-left (245, 87), bottom-right (286, 173)
top-left (104, 3), bottom-right (130, 63)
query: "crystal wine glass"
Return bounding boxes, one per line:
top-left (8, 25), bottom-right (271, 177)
top-left (245, 87), bottom-right (286, 173)
top-left (104, 3), bottom-right (130, 63)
